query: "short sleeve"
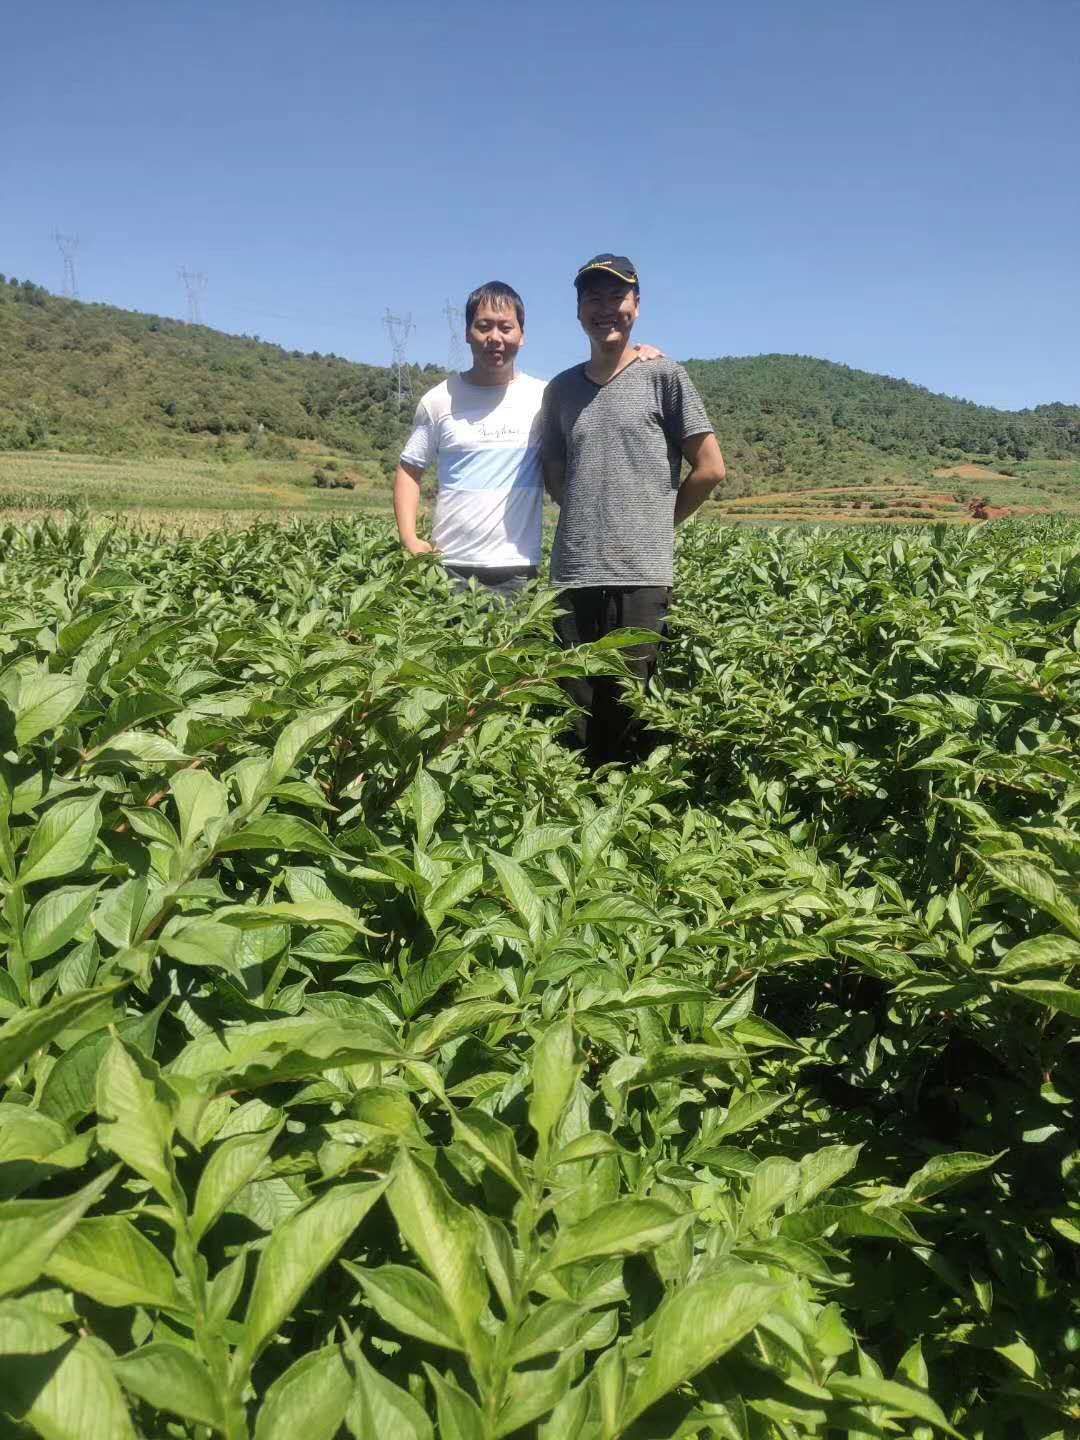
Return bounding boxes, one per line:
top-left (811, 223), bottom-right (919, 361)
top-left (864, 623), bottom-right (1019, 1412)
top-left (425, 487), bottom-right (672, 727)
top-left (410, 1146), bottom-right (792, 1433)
top-left (400, 399), bottom-right (436, 469)
top-left (539, 382), bottom-right (566, 465)
top-left (661, 364), bottom-right (714, 445)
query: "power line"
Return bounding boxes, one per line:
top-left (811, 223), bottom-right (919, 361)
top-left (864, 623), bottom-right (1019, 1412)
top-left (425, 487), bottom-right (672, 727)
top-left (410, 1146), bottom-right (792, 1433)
top-left (53, 232), bottom-right (79, 298)
top-left (383, 308), bottom-right (414, 406)
top-left (178, 267), bottom-right (208, 325)
top-left (443, 298), bottom-right (465, 373)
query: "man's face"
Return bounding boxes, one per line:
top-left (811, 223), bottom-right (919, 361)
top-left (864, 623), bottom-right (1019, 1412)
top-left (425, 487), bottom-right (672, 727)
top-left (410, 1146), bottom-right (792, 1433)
top-left (576, 275), bottom-right (639, 346)
top-left (467, 301), bottom-right (524, 375)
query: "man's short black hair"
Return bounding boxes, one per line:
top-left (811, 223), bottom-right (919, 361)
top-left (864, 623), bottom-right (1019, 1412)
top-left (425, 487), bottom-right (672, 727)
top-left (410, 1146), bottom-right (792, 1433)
top-left (465, 281), bottom-right (525, 330)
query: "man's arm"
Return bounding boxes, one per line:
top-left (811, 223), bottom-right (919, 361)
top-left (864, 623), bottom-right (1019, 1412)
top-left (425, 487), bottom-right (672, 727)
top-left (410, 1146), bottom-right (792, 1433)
top-left (674, 432), bottom-right (726, 525)
top-left (543, 455), bottom-right (566, 507)
top-left (539, 383), bottom-right (567, 506)
top-left (393, 460), bottom-right (435, 554)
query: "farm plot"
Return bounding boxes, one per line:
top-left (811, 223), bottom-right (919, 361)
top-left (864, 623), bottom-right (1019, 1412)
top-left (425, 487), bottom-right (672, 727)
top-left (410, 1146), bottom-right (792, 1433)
top-left (1, 513), bottom-right (1079, 1438)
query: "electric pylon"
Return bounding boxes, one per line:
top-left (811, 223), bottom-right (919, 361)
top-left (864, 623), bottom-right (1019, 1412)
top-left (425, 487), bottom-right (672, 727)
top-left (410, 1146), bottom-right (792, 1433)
top-left (443, 299), bottom-right (466, 373)
top-left (53, 232), bottom-right (79, 298)
top-left (178, 268), bottom-right (208, 325)
top-left (383, 308), bottom-right (414, 406)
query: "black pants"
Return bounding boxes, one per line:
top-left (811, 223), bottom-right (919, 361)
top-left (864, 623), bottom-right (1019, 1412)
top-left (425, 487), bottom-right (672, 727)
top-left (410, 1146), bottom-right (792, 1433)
top-left (444, 565), bottom-right (538, 602)
top-left (554, 586), bottom-right (670, 768)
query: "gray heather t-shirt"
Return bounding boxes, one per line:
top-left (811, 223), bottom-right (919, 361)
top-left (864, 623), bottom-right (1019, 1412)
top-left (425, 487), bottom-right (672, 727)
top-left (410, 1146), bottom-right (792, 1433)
top-left (541, 357), bottom-right (714, 588)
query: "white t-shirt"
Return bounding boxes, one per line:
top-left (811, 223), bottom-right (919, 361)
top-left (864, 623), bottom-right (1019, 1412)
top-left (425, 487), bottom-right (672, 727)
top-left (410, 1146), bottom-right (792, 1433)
top-left (400, 373), bottom-right (545, 567)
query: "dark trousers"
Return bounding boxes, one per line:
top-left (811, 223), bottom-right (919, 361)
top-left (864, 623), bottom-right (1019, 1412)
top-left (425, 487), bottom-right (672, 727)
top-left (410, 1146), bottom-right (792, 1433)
top-left (554, 586), bottom-right (670, 768)
top-left (444, 565), bottom-right (538, 602)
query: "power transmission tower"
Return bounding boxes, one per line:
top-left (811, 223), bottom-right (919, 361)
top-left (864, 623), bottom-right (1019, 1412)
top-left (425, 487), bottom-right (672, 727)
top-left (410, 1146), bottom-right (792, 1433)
top-left (383, 308), bottom-right (414, 406)
top-left (178, 268), bottom-right (208, 325)
top-left (53, 232), bottom-right (79, 298)
top-left (443, 299), bottom-right (466, 373)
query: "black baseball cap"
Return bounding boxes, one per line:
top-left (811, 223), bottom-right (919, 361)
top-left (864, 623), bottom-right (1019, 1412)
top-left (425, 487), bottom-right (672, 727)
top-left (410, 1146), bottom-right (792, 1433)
top-left (574, 253), bottom-right (639, 290)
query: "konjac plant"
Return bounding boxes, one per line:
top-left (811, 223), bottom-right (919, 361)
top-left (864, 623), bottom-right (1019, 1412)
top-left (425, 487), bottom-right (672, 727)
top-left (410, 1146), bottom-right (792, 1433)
top-left (0, 512), bottom-right (1078, 1439)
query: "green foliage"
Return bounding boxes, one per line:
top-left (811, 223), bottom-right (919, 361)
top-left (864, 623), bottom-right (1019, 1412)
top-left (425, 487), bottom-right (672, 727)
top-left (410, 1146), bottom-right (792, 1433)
top-left (685, 354), bottom-right (1080, 487)
top-left (0, 511), bottom-right (1079, 1437)
top-left (0, 277), bottom-right (437, 472)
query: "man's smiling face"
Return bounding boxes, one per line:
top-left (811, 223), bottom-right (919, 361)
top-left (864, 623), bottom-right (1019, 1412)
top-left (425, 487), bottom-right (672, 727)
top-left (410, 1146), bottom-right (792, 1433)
top-left (576, 274), bottom-right (640, 348)
top-left (467, 300), bottom-right (524, 377)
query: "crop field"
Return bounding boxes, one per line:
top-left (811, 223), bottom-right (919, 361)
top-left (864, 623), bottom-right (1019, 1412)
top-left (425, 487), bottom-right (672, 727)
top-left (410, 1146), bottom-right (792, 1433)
top-left (1, 512), bottom-right (1079, 1439)
top-left (708, 461), bottom-right (1080, 527)
top-left (6, 450), bottom-right (1080, 535)
top-left (0, 450), bottom-right (387, 525)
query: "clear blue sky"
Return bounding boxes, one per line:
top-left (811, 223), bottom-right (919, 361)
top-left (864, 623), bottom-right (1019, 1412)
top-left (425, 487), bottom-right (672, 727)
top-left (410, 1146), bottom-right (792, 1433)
top-left (3, 0), bottom-right (1077, 409)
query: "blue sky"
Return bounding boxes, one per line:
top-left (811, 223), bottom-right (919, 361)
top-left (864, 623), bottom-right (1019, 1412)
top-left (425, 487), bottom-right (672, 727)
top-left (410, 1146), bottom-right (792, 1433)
top-left (2, 0), bottom-right (1077, 408)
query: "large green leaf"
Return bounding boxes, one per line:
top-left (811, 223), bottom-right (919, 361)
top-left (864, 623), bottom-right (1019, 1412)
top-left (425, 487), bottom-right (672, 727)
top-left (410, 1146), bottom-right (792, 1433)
top-left (14, 673), bottom-right (86, 748)
top-left (95, 1037), bottom-right (180, 1209)
top-left (45, 1216), bottom-right (182, 1310)
top-left (18, 794), bottom-right (102, 885)
top-left (451, 1108), bottom-right (529, 1196)
top-left (0, 1167), bottom-right (117, 1298)
top-left (170, 767), bottom-right (229, 846)
top-left (423, 861), bottom-right (485, 933)
top-left (220, 898), bottom-right (379, 935)
top-left (236, 1178), bottom-right (386, 1371)
top-left (159, 917), bottom-right (245, 975)
top-left (489, 851), bottom-right (545, 942)
top-left (344, 1262), bottom-right (463, 1351)
top-left (528, 1017), bottom-right (578, 1154)
top-left (902, 1151), bottom-right (998, 1201)
top-left (424, 1367), bottom-right (485, 1440)
top-left (346, 1343), bottom-right (434, 1440)
top-left (112, 1343), bottom-right (222, 1430)
top-left (740, 1156), bottom-right (803, 1232)
top-left (0, 981), bottom-right (126, 1084)
top-left (827, 1374), bottom-right (961, 1434)
top-left (264, 703), bottom-right (348, 791)
top-left (255, 1344), bottom-right (352, 1440)
top-left (622, 1268), bottom-right (783, 1425)
top-left (544, 1199), bottom-right (689, 1270)
top-left (38, 1000), bottom-right (164, 1125)
top-left (0, 1299), bottom-right (136, 1440)
top-left (1006, 979), bottom-right (1080, 1019)
top-left (981, 855), bottom-right (1080, 939)
top-left (21, 884), bottom-right (100, 964)
top-left (405, 765), bottom-right (445, 849)
top-left (191, 1116), bottom-right (284, 1240)
top-left (386, 1149), bottom-right (487, 1356)
top-left (216, 814), bottom-right (342, 857)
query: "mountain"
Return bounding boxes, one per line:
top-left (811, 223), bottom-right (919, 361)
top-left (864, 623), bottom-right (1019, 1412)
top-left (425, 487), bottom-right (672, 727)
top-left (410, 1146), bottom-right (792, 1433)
top-left (684, 355), bottom-right (1080, 491)
top-left (1, 273), bottom-right (1077, 488)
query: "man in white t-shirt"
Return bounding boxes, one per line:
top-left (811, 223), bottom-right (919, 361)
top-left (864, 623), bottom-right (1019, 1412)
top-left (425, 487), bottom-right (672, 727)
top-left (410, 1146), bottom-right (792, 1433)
top-left (394, 280), bottom-right (661, 597)
top-left (394, 281), bottom-right (544, 598)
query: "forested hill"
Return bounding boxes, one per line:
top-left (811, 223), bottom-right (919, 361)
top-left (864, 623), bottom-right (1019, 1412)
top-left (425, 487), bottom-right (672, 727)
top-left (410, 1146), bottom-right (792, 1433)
top-left (1, 273), bottom-right (1078, 484)
top-left (685, 355), bottom-right (1079, 486)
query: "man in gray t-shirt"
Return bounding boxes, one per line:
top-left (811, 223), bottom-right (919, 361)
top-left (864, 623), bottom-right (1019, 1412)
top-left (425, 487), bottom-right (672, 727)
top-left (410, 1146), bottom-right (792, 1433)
top-left (541, 253), bottom-right (726, 767)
